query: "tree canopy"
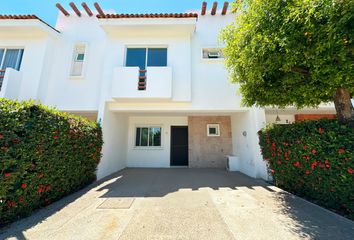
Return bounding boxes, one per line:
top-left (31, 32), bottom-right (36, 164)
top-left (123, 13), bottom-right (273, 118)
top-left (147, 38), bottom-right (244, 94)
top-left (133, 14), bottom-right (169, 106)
top-left (221, 0), bottom-right (354, 122)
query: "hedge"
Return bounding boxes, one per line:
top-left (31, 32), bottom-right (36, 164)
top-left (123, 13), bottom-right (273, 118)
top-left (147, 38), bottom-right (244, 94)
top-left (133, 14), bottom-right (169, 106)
top-left (259, 119), bottom-right (354, 219)
top-left (0, 99), bottom-right (103, 227)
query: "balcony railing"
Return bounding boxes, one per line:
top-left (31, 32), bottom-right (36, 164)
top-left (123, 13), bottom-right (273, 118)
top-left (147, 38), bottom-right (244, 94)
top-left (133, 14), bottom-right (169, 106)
top-left (112, 67), bottom-right (172, 100)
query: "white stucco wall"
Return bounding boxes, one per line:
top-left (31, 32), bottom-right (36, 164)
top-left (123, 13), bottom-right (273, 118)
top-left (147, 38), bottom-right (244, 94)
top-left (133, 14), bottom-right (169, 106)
top-left (97, 106), bottom-right (129, 179)
top-left (0, 37), bottom-right (50, 101)
top-left (126, 116), bottom-right (188, 168)
top-left (231, 109), bottom-right (268, 179)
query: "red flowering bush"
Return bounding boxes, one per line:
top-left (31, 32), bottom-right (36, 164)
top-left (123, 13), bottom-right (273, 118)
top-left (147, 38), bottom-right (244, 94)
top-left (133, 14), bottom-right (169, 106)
top-left (259, 119), bottom-right (354, 219)
top-left (0, 99), bottom-right (103, 227)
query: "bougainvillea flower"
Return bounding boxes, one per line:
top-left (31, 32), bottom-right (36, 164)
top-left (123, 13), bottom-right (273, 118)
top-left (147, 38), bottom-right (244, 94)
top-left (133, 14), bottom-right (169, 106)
top-left (324, 159), bottom-right (330, 168)
top-left (21, 183), bottom-right (27, 189)
top-left (311, 160), bottom-right (318, 170)
top-left (305, 170), bottom-right (310, 175)
top-left (347, 168), bottom-right (354, 174)
top-left (293, 162), bottom-right (301, 167)
top-left (5, 173), bottom-right (11, 177)
top-left (338, 149), bottom-right (345, 154)
top-left (303, 145), bottom-right (307, 149)
top-left (311, 149), bottom-right (317, 154)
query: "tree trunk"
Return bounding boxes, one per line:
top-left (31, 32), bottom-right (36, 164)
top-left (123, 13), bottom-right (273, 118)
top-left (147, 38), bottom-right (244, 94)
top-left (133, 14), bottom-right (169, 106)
top-left (333, 87), bottom-right (354, 125)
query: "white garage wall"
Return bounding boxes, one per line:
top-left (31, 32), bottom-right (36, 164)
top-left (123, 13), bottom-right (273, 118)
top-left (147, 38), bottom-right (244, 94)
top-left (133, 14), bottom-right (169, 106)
top-left (97, 107), bottom-right (128, 179)
top-left (126, 116), bottom-right (188, 168)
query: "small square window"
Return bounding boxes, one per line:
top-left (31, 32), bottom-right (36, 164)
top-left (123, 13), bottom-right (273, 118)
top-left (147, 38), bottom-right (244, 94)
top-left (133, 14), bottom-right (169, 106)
top-left (207, 124), bottom-right (220, 137)
top-left (202, 48), bottom-right (224, 60)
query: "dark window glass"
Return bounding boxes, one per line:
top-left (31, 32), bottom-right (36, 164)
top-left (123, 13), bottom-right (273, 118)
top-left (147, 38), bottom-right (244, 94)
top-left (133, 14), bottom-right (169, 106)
top-left (147, 48), bottom-right (167, 67)
top-left (209, 127), bottom-right (217, 135)
top-left (135, 128), bottom-right (141, 146)
top-left (140, 128), bottom-right (149, 146)
top-left (126, 48), bottom-right (146, 70)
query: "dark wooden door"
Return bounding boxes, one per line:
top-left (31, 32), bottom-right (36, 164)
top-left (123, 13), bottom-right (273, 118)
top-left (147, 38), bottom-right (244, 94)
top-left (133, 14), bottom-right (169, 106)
top-left (170, 126), bottom-right (189, 166)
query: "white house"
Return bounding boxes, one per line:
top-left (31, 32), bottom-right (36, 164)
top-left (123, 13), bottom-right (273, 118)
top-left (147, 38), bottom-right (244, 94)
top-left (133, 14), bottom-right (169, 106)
top-left (0, 2), bottom-right (337, 180)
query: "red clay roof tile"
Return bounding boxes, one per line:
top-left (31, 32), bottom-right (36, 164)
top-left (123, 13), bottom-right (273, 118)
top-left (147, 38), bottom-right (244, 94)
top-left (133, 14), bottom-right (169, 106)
top-left (97, 13), bottom-right (198, 19)
top-left (0, 14), bottom-right (60, 33)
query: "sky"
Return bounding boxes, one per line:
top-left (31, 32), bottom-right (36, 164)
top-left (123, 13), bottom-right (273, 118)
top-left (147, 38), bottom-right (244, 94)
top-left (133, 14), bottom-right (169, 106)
top-left (0, 0), bottom-right (220, 25)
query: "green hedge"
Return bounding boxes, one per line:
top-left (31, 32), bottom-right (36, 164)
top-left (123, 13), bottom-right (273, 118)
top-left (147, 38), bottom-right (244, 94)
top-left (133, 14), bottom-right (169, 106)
top-left (0, 99), bottom-right (103, 226)
top-left (259, 119), bottom-right (354, 219)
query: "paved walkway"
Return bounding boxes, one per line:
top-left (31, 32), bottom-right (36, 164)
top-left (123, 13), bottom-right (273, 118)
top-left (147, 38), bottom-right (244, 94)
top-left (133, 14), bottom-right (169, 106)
top-left (1, 168), bottom-right (353, 240)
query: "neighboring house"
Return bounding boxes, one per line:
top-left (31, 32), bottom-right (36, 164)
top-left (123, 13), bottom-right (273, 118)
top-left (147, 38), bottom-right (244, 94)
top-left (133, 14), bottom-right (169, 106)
top-left (0, 2), bottom-right (338, 180)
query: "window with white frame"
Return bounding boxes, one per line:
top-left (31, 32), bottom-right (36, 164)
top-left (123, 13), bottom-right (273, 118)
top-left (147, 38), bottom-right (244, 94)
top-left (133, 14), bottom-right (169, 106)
top-left (202, 48), bottom-right (224, 60)
top-left (0, 48), bottom-right (24, 71)
top-left (70, 44), bottom-right (86, 77)
top-left (207, 124), bottom-right (220, 136)
top-left (135, 127), bottom-right (162, 147)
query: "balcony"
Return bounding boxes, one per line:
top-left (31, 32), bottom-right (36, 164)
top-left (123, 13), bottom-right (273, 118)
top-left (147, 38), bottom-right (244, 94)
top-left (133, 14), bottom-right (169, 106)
top-left (112, 67), bottom-right (172, 100)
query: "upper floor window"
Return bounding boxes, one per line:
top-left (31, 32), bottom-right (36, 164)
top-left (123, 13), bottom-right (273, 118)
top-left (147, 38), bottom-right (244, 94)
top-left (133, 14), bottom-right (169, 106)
top-left (126, 48), bottom-right (167, 70)
top-left (0, 48), bottom-right (24, 71)
top-left (202, 48), bottom-right (224, 60)
top-left (70, 43), bottom-right (86, 77)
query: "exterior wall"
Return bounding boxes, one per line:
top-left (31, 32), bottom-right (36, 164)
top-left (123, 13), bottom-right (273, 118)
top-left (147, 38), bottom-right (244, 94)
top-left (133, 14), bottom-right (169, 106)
top-left (0, 37), bottom-right (50, 100)
top-left (126, 116), bottom-right (188, 168)
top-left (97, 106), bottom-right (128, 179)
top-left (188, 116), bottom-right (232, 168)
top-left (231, 109), bottom-right (268, 179)
top-left (43, 15), bottom-right (106, 111)
top-left (266, 114), bottom-right (295, 125)
top-left (190, 13), bottom-right (242, 110)
top-left (295, 114), bottom-right (336, 121)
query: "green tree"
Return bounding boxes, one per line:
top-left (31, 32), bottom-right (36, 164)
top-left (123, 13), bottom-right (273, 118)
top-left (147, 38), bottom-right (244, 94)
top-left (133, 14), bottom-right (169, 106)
top-left (221, 0), bottom-right (354, 124)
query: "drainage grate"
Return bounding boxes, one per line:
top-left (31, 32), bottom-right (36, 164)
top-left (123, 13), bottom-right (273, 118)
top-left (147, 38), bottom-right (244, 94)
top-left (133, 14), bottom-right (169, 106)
top-left (97, 198), bottom-right (135, 209)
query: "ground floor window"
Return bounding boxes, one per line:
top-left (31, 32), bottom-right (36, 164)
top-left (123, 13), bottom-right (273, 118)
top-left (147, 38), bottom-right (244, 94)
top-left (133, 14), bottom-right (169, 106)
top-left (135, 127), bottom-right (162, 147)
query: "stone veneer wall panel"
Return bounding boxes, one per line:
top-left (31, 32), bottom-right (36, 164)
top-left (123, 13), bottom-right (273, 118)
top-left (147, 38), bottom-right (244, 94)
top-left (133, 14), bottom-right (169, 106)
top-left (188, 116), bottom-right (232, 168)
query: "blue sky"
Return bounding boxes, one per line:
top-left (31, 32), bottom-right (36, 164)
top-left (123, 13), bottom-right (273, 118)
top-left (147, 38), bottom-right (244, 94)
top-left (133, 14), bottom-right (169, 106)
top-left (0, 0), bottom-right (219, 25)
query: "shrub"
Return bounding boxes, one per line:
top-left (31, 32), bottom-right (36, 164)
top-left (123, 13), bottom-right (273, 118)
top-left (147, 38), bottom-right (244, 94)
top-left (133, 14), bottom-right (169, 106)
top-left (259, 119), bottom-right (354, 219)
top-left (0, 99), bottom-right (102, 226)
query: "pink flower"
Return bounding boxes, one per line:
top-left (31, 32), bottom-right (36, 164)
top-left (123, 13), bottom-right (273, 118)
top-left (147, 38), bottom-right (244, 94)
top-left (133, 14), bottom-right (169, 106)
top-left (347, 168), bottom-right (354, 174)
top-left (5, 173), bottom-right (11, 177)
top-left (305, 170), bottom-right (310, 175)
top-left (21, 183), bottom-right (27, 189)
top-left (311, 149), bottom-right (317, 154)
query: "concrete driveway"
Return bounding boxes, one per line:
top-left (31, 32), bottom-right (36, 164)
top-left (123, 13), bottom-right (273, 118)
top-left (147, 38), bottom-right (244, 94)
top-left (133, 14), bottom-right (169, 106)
top-left (1, 168), bottom-right (353, 240)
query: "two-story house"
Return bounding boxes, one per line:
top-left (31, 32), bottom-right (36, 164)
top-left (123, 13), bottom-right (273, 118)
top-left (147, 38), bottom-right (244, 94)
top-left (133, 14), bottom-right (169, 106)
top-left (0, 2), bottom-right (337, 180)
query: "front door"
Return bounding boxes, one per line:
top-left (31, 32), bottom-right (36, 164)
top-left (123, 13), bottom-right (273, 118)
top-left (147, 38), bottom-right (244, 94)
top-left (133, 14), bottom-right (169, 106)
top-left (170, 126), bottom-right (189, 166)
